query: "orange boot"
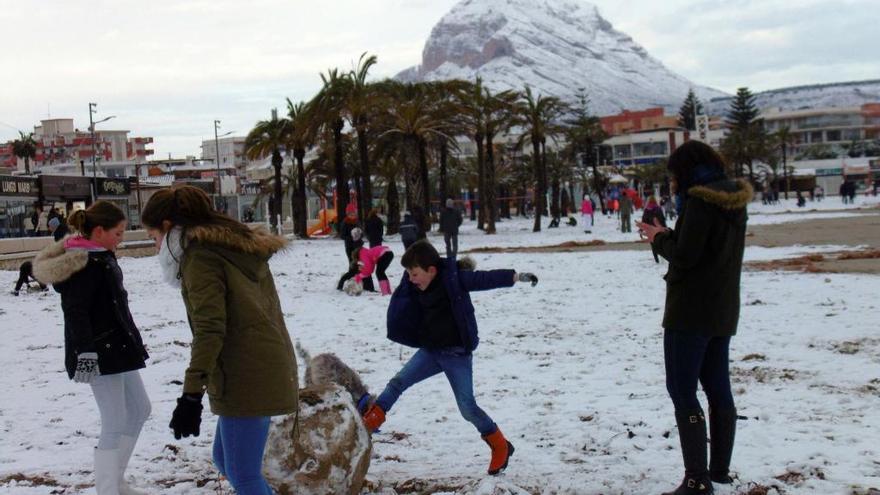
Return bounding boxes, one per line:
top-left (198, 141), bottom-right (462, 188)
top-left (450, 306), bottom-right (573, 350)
top-left (362, 404), bottom-right (386, 432)
top-left (482, 428), bottom-right (515, 475)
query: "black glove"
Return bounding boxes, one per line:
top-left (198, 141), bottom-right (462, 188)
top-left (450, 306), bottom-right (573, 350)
top-left (169, 393), bottom-right (203, 440)
top-left (517, 272), bottom-right (539, 287)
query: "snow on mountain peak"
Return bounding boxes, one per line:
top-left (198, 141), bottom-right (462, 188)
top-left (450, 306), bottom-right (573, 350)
top-left (397, 0), bottom-right (727, 115)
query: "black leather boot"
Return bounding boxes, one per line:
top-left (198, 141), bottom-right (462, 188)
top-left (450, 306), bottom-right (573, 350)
top-left (709, 407), bottom-right (737, 484)
top-left (662, 409), bottom-right (714, 495)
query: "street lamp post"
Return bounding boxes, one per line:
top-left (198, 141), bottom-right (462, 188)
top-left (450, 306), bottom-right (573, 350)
top-left (213, 120), bottom-right (234, 212)
top-left (88, 103), bottom-right (115, 203)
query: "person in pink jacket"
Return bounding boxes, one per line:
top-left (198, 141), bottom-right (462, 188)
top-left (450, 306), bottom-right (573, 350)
top-left (344, 245), bottom-right (395, 295)
top-left (581, 195), bottom-right (594, 232)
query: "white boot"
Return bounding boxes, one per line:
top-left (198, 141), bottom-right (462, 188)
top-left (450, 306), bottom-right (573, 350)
top-left (94, 448), bottom-right (121, 495)
top-left (117, 435), bottom-right (148, 495)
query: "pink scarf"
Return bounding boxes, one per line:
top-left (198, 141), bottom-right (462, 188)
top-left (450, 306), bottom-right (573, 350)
top-left (64, 236), bottom-right (106, 251)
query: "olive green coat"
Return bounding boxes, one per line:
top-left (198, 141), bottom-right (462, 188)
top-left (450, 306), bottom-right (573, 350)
top-left (180, 225), bottom-right (298, 417)
top-left (652, 179), bottom-right (753, 337)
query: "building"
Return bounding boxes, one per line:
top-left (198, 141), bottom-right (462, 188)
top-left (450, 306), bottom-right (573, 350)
top-left (760, 103), bottom-right (880, 155)
top-left (201, 136), bottom-right (249, 175)
top-left (599, 108), bottom-right (680, 136)
top-left (26, 118), bottom-right (154, 170)
top-left (603, 127), bottom-right (728, 168)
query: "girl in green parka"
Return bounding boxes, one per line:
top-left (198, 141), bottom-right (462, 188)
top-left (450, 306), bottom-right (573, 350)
top-left (142, 186), bottom-right (297, 494)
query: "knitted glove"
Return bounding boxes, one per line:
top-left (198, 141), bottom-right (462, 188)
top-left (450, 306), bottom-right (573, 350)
top-left (343, 279), bottom-right (363, 296)
top-left (517, 272), bottom-right (539, 287)
top-left (72, 352), bottom-right (100, 383)
top-left (169, 393), bottom-right (203, 440)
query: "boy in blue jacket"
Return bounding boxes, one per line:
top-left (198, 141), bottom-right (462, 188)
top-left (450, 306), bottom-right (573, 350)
top-left (362, 240), bottom-right (538, 475)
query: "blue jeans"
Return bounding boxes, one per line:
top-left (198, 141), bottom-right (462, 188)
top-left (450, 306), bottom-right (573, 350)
top-left (664, 330), bottom-right (735, 412)
top-left (376, 347), bottom-right (497, 436)
top-left (213, 416), bottom-right (274, 495)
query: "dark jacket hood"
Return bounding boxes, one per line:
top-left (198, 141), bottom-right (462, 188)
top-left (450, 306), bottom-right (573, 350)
top-left (688, 179), bottom-right (752, 225)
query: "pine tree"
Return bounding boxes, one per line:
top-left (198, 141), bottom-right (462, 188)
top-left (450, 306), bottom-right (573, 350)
top-left (677, 89), bottom-right (704, 130)
top-left (725, 87), bottom-right (760, 131)
top-left (721, 87), bottom-right (765, 181)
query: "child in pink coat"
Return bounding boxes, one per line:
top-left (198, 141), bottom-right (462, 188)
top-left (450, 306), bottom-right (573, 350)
top-left (353, 245), bottom-right (395, 295)
top-left (581, 195), bottom-right (594, 231)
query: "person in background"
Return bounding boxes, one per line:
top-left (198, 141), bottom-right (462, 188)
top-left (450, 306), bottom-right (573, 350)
top-left (399, 211), bottom-right (418, 250)
top-left (619, 194), bottom-right (634, 233)
top-left (365, 208), bottom-right (385, 248)
top-left (638, 140), bottom-right (751, 495)
top-left (49, 216), bottom-right (70, 242)
top-left (641, 196), bottom-right (666, 263)
top-left (341, 207), bottom-right (361, 260)
top-left (32, 201), bottom-right (151, 495)
top-left (141, 186), bottom-right (297, 495)
top-left (12, 260), bottom-right (47, 296)
top-left (581, 194), bottom-right (594, 233)
top-left (439, 198), bottom-right (463, 258)
top-left (36, 207), bottom-right (50, 237)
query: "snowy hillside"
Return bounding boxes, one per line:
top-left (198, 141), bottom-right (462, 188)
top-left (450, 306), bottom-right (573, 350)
top-left (396, 0), bottom-right (727, 114)
top-left (707, 79), bottom-right (880, 115)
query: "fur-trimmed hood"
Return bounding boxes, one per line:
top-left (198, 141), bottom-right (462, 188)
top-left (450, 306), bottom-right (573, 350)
top-left (185, 224), bottom-right (287, 258)
top-left (31, 239), bottom-right (91, 285)
top-left (688, 179), bottom-right (753, 210)
top-left (456, 256), bottom-right (476, 271)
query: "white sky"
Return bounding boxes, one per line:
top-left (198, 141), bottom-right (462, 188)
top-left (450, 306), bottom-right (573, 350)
top-left (1, 0), bottom-right (877, 158)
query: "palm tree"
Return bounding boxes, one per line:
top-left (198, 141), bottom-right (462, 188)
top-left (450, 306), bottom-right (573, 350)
top-left (285, 99), bottom-right (316, 238)
top-left (344, 53), bottom-right (379, 217)
top-left (378, 81), bottom-right (453, 232)
top-left (456, 79), bottom-right (491, 230)
top-left (480, 87), bottom-right (519, 234)
top-left (515, 86), bottom-right (565, 232)
top-left (12, 131), bottom-right (37, 175)
top-left (245, 109), bottom-right (290, 234)
top-left (310, 68), bottom-right (351, 234)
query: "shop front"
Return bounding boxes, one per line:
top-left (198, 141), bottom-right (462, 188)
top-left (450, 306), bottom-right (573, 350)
top-left (96, 177), bottom-right (133, 226)
top-left (39, 175), bottom-right (92, 217)
top-left (0, 175), bottom-right (40, 237)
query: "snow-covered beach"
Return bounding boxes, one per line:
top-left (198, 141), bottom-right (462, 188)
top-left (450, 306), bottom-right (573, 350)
top-left (1, 199), bottom-right (879, 494)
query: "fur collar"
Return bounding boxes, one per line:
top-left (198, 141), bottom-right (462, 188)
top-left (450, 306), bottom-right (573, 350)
top-left (456, 256), bottom-right (476, 270)
top-left (32, 239), bottom-right (90, 285)
top-left (688, 179), bottom-right (753, 210)
top-left (185, 224), bottom-right (288, 257)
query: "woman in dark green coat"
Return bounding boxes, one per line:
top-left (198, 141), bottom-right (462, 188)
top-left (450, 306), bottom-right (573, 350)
top-left (142, 186), bottom-right (297, 494)
top-left (638, 141), bottom-right (752, 495)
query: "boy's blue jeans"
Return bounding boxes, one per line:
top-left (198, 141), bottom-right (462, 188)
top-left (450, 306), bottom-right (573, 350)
top-left (212, 416), bottom-right (274, 495)
top-left (376, 347), bottom-right (497, 436)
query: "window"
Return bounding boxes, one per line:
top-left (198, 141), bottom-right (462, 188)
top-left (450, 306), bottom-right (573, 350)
top-left (633, 142), bottom-right (667, 157)
top-left (842, 129), bottom-right (862, 141)
top-left (614, 145), bottom-right (631, 158)
top-left (826, 130), bottom-right (841, 142)
top-left (810, 131), bottom-right (823, 143)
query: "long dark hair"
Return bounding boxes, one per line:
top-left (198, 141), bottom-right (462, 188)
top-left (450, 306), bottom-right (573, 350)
top-left (141, 185), bottom-right (253, 239)
top-left (67, 201), bottom-right (126, 238)
top-left (667, 141), bottom-right (727, 196)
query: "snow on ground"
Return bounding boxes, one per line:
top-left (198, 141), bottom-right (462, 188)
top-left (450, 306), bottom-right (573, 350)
top-left (1, 209), bottom-right (879, 494)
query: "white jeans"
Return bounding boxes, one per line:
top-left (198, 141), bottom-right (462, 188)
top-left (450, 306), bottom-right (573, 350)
top-left (89, 370), bottom-right (151, 450)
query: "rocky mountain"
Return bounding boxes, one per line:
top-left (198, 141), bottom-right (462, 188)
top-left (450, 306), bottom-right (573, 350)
top-left (707, 79), bottom-right (880, 115)
top-left (396, 0), bottom-right (728, 115)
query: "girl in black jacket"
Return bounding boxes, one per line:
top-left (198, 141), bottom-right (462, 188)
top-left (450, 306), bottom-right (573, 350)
top-left (638, 141), bottom-right (751, 495)
top-left (33, 201), bottom-right (151, 495)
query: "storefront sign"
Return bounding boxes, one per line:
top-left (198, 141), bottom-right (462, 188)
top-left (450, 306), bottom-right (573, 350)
top-left (0, 176), bottom-right (39, 196)
top-left (40, 175), bottom-right (92, 198)
top-left (97, 177), bottom-right (131, 196)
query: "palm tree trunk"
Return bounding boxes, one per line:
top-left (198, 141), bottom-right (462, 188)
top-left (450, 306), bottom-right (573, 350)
top-left (475, 133), bottom-right (485, 230)
top-left (484, 134), bottom-right (497, 234)
top-left (272, 149), bottom-right (284, 234)
top-left (404, 135), bottom-right (423, 214)
top-left (333, 119), bottom-right (347, 236)
top-left (357, 124), bottom-right (373, 211)
top-left (782, 143), bottom-right (789, 200)
top-left (439, 139), bottom-right (449, 204)
top-left (550, 173), bottom-right (560, 220)
top-left (468, 186), bottom-right (476, 221)
top-left (541, 139), bottom-right (549, 216)
top-left (24, 157), bottom-right (30, 175)
top-left (418, 137), bottom-right (431, 232)
top-left (532, 137), bottom-right (543, 232)
top-left (386, 178), bottom-right (400, 235)
top-left (295, 150), bottom-right (308, 238)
